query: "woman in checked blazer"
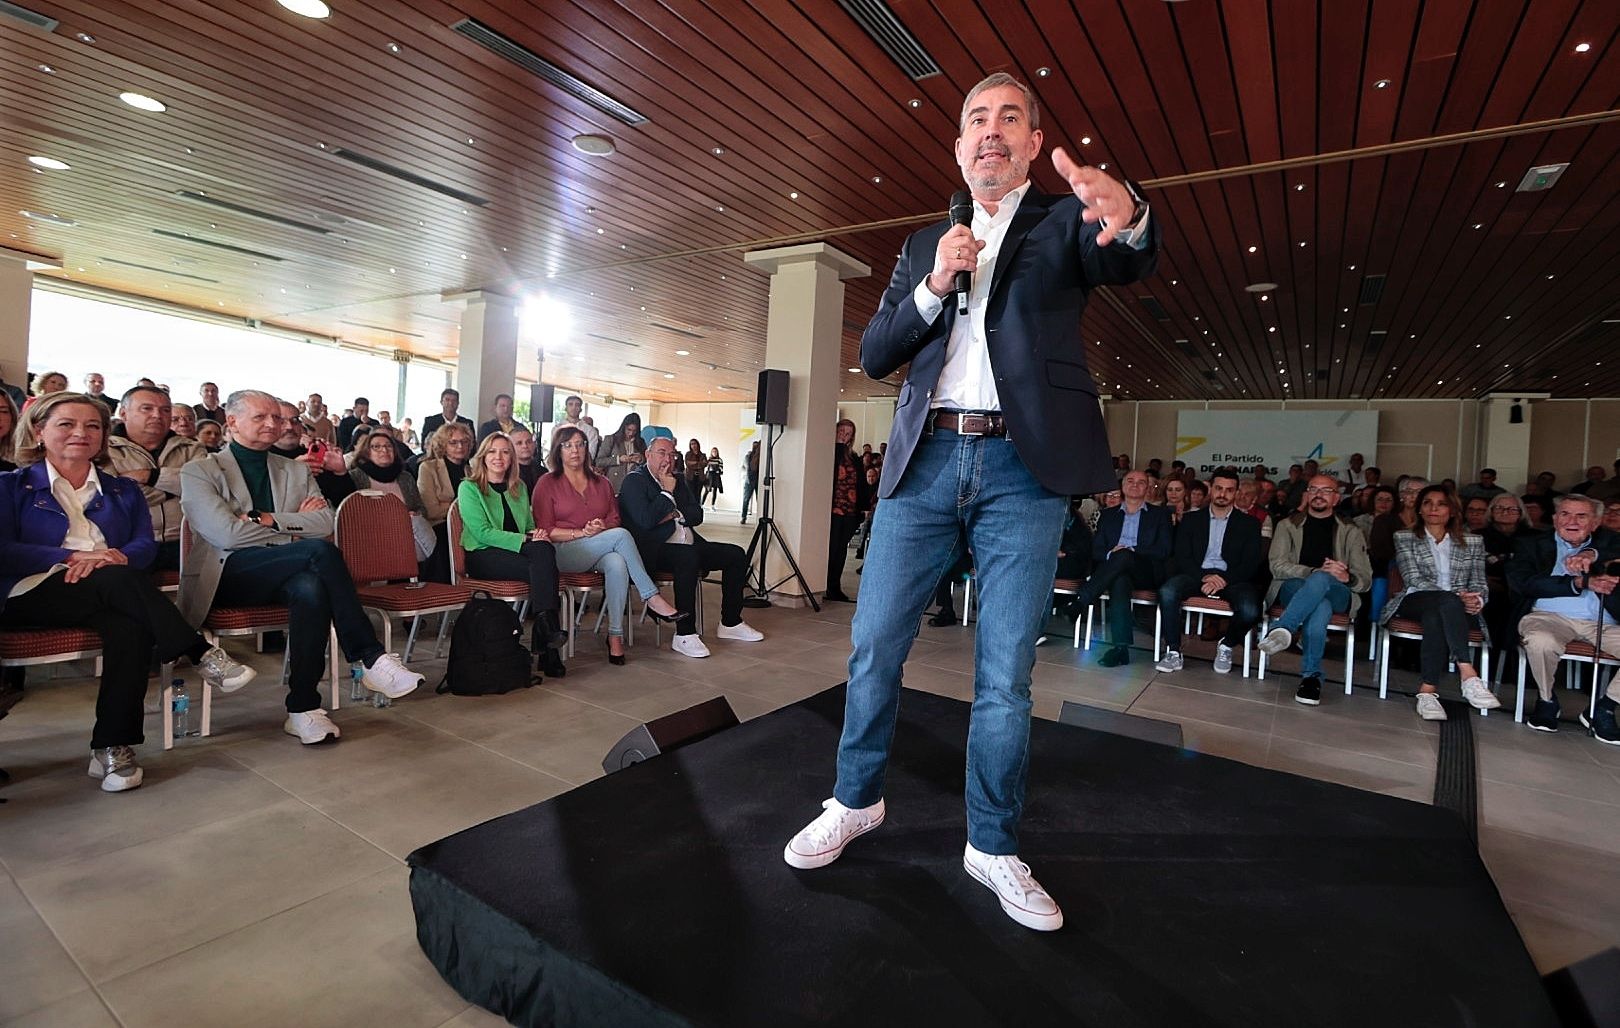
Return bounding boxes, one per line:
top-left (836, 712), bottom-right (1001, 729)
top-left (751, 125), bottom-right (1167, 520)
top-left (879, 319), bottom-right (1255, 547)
top-left (1379, 484), bottom-right (1500, 721)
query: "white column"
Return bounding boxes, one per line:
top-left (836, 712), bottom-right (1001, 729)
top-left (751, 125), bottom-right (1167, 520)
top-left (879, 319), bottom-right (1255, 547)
top-left (1478, 393), bottom-right (1545, 493)
top-left (445, 290), bottom-right (519, 427)
top-left (0, 247), bottom-right (58, 395)
top-left (742, 242), bottom-right (870, 603)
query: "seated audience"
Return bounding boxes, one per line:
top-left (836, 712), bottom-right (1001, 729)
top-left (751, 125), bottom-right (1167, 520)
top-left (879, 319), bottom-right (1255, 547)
top-left (455, 433), bottom-right (568, 677)
top-left (1, 392), bottom-right (253, 791)
top-left (107, 385), bottom-right (206, 570)
top-left (1482, 494), bottom-right (1539, 653)
top-left (22, 371), bottom-right (68, 411)
top-left (1354, 485), bottom-right (1396, 540)
top-left (420, 389), bottom-right (473, 450)
top-left (507, 425), bottom-right (543, 491)
top-left (416, 421), bottom-right (475, 580)
top-left (301, 393), bottom-right (335, 444)
top-left (532, 426), bottom-right (681, 665)
top-left (82, 372), bottom-right (115, 414)
top-left (180, 390), bottom-right (424, 745)
top-left (477, 392), bottom-right (521, 442)
top-left (594, 412), bottom-right (646, 494)
top-left (196, 420), bottom-right (224, 451)
top-left (1368, 476), bottom-right (1425, 577)
top-left (1507, 494), bottom-right (1619, 741)
top-left (1155, 470), bottom-right (1264, 675)
top-left (1186, 479), bottom-right (1208, 511)
top-left (1605, 499), bottom-right (1620, 533)
top-left (1459, 468), bottom-right (1506, 503)
top-left (194, 381), bottom-right (226, 425)
top-left (272, 400), bottom-right (355, 509)
top-left (1161, 477), bottom-right (1188, 525)
top-left (1063, 470), bottom-right (1171, 667)
top-left (349, 429), bottom-right (435, 561)
top-left (1339, 452), bottom-right (1369, 489)
top-left (1521, 471), bottom-right (1562, 523)
top-left (1379, 485), bottom-right (1499, 721)
top-left (398, 418), bottom-right (419, 448)
top-left (0, 389), bottom-right (17, 471)
top-left (618, 436), bottom-right (761, 658)
top-left (1258, 476), bottom-right (1372, 705)
top-left (169, 403), bottom-right (198, 439)
top-left (1570, 465), bottom-right (1607, 496)
top-left (557, 395), bottom-right (601, 457)
top-left (1464, 496), bottom-right (1490, 533)
top-left (335, 396), bottom-right (378, 450)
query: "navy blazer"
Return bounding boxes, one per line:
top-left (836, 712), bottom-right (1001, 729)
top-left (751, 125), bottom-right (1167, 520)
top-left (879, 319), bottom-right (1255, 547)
top-left (1170, 507), bottom-right (1264, 584)
top-left (1506, 526), bottom-right (1620, 626)
top-left (616, 464), bottom-right (709, 574)
top-left (0, 463), bottom-right (157, 611)
top-left (861, 187), bottom-right (1160, 498)
top-left (1091, 503), bottom-right (1173, 564)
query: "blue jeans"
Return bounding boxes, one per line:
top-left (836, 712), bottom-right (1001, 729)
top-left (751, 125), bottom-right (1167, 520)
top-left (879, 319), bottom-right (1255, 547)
top-left (740, 478), bottom-right (756, 520)
top-left (1274, 572), bottom-right (1351, 679)
top-left (553, 527), bottom-right (659, 637)
top-left (835, 429), bottom-right (1066, 854)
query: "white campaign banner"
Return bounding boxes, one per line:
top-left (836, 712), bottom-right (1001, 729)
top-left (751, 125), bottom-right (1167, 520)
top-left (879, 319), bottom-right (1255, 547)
top-left (1175, 410), bottom-right (1378, 477)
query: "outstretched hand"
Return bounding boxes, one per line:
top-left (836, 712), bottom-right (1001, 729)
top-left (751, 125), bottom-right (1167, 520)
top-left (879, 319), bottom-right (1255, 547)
top-left (1052, 147), bottom-right (1138, 246)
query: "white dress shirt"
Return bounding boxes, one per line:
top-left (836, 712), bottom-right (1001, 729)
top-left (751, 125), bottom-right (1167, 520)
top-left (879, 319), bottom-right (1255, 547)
top-left (8, 463), bottom-right (108, 598)
top-left (1427, 532), bottom-right (1453, 591)
top-left (911, 181), bottom-right (1150, 412)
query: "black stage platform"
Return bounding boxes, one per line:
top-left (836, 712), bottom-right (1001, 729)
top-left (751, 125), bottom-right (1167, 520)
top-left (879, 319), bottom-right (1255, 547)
top-left (407, 685), bottom-right (1557, 1027)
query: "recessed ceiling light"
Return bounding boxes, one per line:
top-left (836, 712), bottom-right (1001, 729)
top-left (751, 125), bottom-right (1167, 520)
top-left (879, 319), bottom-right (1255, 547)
top-left (1373, 78), bottom-right (1391, 89)
top-left (908, 98), bottom-right (922, 109)
top-left (1294, 183), bottom-right (1306, 191)
top-left (1574, 42), bottom-right (1591, 53)
top-left (120, 91), bottom-right (167, 112)
top-left (847, 367), bottom-right (861, 373)
top-left (1473, 223), bottom-right (1483, 229)
top-left (1080, 136), bottom-right (1092, 145)
top-left (715, 204), bottom-right (725, 212)
top-left (76, 32), bottom-right (95, 43)
top-left (789, 191), bottom-right (799, 199)
top-left (1246, 245), bottom-right (1257, 253)
top-left (27, 156), bottom-right (71, 171)
top-left (276, 0), bottom-right (331, 17)
top-left (1098, 163), bottom-right (1108, 169)
top-left (19, 209), bottom-right (78, 227)
top-left (1495, 181), bottom-right (1506, 188)
top-left (1244, 282), bottom-right (1277, 292)
top-left (572, 134), bottom-right (615, 156)
top-left (386, 42), bottom-right (401, 54)
top-left (1035, 67), bottom-right (1051, 77)
top-left (663, 373), bottom-right (675, 379)
top-left (675, 349), bottom-right (690, 356)
top-left (711, 146), bottom-right (725, 156)
top-left (872, 175), bottom-right (882, 184)
top-left (37, 63), bottom-right (55, 74)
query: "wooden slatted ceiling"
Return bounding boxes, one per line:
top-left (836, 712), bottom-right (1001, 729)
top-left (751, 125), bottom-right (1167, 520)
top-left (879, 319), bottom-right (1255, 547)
top-left (0, 0), bottom-right (1616, 406)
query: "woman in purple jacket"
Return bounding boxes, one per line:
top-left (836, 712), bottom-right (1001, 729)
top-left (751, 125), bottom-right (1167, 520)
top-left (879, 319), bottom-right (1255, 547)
top-left (0, 393), bottom-right (254, 793)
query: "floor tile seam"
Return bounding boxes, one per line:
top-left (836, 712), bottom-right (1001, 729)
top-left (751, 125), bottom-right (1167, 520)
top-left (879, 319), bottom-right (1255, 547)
top-left (1479, 823), bottom-right (1620, 860)
top-left (1498, 893), bottom-right (1620, 934)
top-left (1132, 679), bottom-right (1295, 712)
top-left (91, 864), bottom-right (405, 1001)
top-left (0, 873), bottom-right (125, 1028)
top-left (1265, 720), bottom-right (1441, 763)
top-left (1478, 773), bottom-right (1620, 810)
top-left (1263, 735), bottom-right (1437, 774)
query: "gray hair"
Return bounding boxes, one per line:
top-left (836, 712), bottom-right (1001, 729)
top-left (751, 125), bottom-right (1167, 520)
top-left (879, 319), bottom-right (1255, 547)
top-left (1554, 493), bottom-right (1602, 516)
top-left (224, 389), bottom-right (280, 416)
top-left (960, 72), bottom-right (1039, 134)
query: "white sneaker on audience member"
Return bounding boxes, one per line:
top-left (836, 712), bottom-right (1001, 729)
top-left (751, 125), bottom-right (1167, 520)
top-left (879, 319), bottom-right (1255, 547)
top-left (1415, 692), bottom-right (1448, 721)
top-left (1460, 677), bottom-right (1500, 710)
top-left (963, 843), bottom-right (1063, 931)
top-left (784, 797), bottom-right (884, 869)
top-left (715, 621), bottom-right (764, 642)
top-left (671, 634), bottom-right (711, 658)
top-left (1213, 642), bottom-right (1235, 674)
top-left (1258, 627), bottom-right (1292, 656)
top-left (361, 653), bottom-right (422, 698)
top-left (198, 645), bottom-right (257, 693)
top-left (284, 709), bottom-right (341, 744)
top-left (87, 746), bottom-right (143, 792)
top-left (1155, 650), bottom-right (1184, 673)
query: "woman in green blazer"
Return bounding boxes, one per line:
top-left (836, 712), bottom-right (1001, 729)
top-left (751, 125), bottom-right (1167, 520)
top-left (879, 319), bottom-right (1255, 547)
top-left (456, 433), bottom-right (567, 674)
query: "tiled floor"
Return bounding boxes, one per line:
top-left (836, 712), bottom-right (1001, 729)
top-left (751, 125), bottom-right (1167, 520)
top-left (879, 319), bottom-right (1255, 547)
top-left (2, 521), bottom-right (1617, 1025)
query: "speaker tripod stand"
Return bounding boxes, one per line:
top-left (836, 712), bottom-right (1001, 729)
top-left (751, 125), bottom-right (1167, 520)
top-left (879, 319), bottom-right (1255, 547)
top-left (742, 424), bottom-right (820, 612)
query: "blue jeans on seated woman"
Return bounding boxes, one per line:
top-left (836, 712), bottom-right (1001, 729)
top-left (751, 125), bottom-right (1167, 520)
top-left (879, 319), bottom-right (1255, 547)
top-left (834, 428), bottom-right (1066, 856)
top-left (551, 527), bottom-right (660, 637)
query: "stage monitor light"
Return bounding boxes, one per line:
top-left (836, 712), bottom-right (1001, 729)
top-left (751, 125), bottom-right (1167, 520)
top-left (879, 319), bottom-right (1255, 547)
top-left (521, 294), bottom-right (572, 348)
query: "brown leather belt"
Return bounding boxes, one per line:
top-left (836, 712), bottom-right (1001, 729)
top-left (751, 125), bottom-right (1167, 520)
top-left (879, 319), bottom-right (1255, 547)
top-left (930, 410), bottom-right (1008, 437)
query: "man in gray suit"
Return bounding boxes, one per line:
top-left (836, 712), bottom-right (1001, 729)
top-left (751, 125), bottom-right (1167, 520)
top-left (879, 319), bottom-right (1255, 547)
top-left (180, 390), bottom-right (424, 744)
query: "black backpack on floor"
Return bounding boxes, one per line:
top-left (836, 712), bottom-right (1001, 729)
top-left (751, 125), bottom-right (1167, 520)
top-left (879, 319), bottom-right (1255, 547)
top-left (437, 596), bottom-right (534, 696)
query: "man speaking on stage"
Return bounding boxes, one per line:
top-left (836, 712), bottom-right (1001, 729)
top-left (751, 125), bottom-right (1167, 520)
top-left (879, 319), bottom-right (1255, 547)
top-left (784, 72), bottom-right (1162, 931)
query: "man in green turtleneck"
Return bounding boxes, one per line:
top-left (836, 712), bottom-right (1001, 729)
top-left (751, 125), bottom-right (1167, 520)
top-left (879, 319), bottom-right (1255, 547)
top-left (180, 390), bottom-right (426, 745)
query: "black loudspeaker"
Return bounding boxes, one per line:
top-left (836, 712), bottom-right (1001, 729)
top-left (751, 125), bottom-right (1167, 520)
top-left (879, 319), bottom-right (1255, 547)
top-left (601, 696), bottom-right (740, 773)
top-left (529, 383), bottom-right (554, 422)
top-left (755, 369), bottom-right (789, 426)
top-left (1544, 947), bottom-right (1620, 1028)
top-left (1058, 700), bottom-right (1184, 749)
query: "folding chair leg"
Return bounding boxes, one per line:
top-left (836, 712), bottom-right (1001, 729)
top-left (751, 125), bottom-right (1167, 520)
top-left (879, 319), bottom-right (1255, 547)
top-left (328, 627), bottom-right (343, 710)
top-left (1478, 646), bottom-right (1491, 717)
top-left (1378, 628), bottom-right (1390, 700)
top-left (1344, 627), bottom-right (1356, 694)
top-left (404, 615), bottom-right (422, 664)
top-left (434, 613), bottom-right (450, 658)
top-left (161, 664), bottom-right (176, 751)
top-left (1515, 650), bottom-right (1528, 722)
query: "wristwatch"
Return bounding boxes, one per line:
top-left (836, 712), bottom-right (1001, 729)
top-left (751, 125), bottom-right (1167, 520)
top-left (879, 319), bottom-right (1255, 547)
top-left (1122, 180), bottom-right (1148, 227)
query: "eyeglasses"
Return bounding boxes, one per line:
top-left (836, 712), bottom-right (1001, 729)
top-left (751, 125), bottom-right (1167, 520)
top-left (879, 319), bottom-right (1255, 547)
top-left (1304, 486), bottom-right (1339, 495)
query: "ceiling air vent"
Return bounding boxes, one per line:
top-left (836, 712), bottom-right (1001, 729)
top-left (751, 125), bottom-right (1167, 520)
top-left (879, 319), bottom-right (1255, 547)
top-left (648, 321), bottom-right (705, 339)
top-left (451, 17), bottom-right (647, 125)
top-left (1364, 329), bottom-right (1387, 353)
top-left (0, 1), bottom-right (57, 31)
top-left (1176, 339), bottom-right (1199, 359)
top-left (1358, 274), bottom-right (1386, 306)
top-left (1516, 163), bottom-right (1568, 192)
top-left (153, 229), bottom-right (286, 262)
top-left (1139, 295), bottom-right (1171, 321)
top-left (330, 149), bottom-right (490, 207)
top-left (586, 333), bottom-right (641, 348)
top-left (172, 192), bottom-right (331, 235)
top-left (100, 257), bottom-right (219, 283)
top-left (836, 0), bottom-right (941, 80)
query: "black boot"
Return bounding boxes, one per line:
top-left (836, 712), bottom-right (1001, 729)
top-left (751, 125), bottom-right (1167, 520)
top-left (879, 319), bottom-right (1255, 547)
top-left (537, 609), bottom-right (568, 650)
top-left (538, 647), bottom-right (567, 679)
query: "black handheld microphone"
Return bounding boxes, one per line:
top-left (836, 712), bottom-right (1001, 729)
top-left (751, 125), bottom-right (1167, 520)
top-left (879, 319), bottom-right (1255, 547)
top-left (949, 191), bottom-right (973, 315)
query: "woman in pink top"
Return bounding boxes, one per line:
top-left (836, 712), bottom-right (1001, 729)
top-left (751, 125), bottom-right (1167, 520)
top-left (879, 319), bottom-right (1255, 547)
top-left (532, 426), bottom-right (679, 664)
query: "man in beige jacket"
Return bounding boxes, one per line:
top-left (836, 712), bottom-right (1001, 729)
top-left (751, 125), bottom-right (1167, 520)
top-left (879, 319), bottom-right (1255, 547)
top-left (107, 384), bottom-right (207, 570)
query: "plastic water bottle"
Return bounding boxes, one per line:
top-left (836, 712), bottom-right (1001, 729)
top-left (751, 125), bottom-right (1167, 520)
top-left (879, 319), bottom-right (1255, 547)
top-left (349, 662), bottom-right (367, 703)
top-left (170, 678), bottom-right (191, 738)
top-left (372, 689), bottom-right (391, 709)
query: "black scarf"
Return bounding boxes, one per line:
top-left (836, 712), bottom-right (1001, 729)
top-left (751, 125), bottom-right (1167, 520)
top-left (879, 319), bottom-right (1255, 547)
top-left (358, 457), bottom-right (403, 483)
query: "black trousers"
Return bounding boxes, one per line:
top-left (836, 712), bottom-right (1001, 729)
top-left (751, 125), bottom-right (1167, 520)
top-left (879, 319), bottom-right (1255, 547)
top-left (827, 512), bottom-right (863, 595)
top-left (1079, 551), bottom-right (1164, 648)
top-left (653, 540), bottom-right (747, 636)
top-left (216, 540), bottom-right (384, 713)
top-left (465, 538), bottom-right (561, 627)
top-left (0, 565), bottom-right (204, 749)
top-left (1394, 591), bottom-right (1477, 684)
top-left (1159, 573), bottom-right (1262, 649)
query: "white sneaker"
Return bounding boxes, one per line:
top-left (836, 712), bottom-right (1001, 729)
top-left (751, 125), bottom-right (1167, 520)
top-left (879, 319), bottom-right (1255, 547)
top-left (1155, 650), bottom-right (1184, 673)
top-left (1213, 643), bottom-right (1235, 674)
top-left (784, 797), bottom-right (884, 869)
top-left (1415, 692), bottom-right (1448, 721)
top-left (715, 620), bottom-right (764, 642)
top-left (360, 653), bottom-right (422, 699)
top-left (285, 708), bottom-right (341, 744)
top-left (1460, 677), bottom-right (1501, 710)
top-left (671, 633), bottom-right (711, 658)
top-left (963, 843), bottom-right (1063, 932)
top-left (197, 645), bottom-right (257, 693)
top-left (87, 746), bottom-right (144, 793)
top-left (1258, 627), bottom-right (1292, 656)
